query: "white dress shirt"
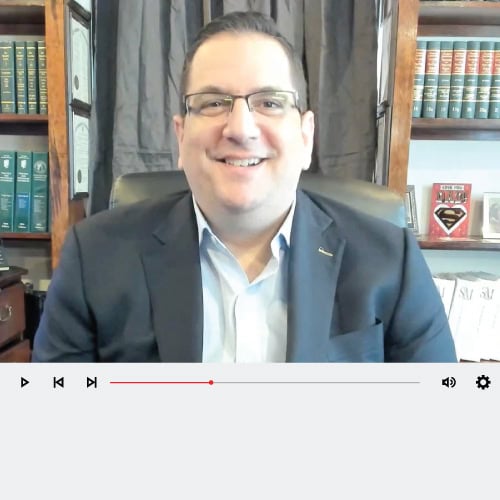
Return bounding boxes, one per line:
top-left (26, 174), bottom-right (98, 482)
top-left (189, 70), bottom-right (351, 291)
top-left (192, 198), bottom-right (295, 362)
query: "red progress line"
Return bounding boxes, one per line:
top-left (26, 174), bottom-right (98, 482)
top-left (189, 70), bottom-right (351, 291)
top-left (110, 380), bottom-right (214, 385)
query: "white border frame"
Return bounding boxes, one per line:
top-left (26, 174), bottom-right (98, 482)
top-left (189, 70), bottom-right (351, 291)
top-left (483, 192), bottom-right (500, 239)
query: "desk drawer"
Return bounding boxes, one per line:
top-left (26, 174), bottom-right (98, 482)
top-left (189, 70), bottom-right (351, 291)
top-left (0, 283), bottom-right (25, 349)
top-left (0, 339), bottom-right (30, 362)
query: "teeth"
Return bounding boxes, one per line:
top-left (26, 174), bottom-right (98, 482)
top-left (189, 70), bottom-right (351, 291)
top-left (224, 158), bottom-right (262, 167)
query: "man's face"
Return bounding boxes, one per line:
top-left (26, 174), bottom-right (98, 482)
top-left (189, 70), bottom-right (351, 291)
top-left (174, 33), bottom-right (314, 220)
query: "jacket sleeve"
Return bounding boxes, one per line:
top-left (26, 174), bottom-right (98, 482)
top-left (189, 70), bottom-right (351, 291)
top-left (385, 229), bottom-right (457, 362)
top-left (32, 226), bottom-right (98, 362)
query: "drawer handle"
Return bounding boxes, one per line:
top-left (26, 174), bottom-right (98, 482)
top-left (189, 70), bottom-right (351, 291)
top-left (0, 305), bottom-right (12, 322)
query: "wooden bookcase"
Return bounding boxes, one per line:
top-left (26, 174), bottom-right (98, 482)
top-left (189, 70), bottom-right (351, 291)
top-left (388, 0), bottom-right (500, 252)
top-left (0, 0), bottom-right (84, 269)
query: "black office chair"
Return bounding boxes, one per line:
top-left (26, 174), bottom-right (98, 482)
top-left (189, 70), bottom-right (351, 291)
top-left (110, 170), bottom-right (406, 227)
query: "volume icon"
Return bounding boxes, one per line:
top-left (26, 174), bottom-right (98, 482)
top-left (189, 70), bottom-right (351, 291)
top-left (442, 376), bottom-right (456, 388)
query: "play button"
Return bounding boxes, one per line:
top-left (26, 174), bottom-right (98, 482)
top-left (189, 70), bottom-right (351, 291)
top-left (21, 377), bottom-right (29, 388)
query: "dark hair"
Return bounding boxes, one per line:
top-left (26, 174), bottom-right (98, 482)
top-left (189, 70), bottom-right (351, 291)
top-left (179, 11), bottom-right (307, 114)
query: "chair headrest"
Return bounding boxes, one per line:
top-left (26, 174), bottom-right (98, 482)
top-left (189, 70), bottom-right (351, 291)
top-left (110, 170), bottom-right (406, 228)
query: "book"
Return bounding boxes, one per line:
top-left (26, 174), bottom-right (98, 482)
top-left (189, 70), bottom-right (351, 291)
top-left (432, 273), bottom-right (457, 318)
top-left (30, 152), bottom-right (49, 232)
top-left (474, 272), bottom-right (500, 361)
top-left (447, 273), bottom-right (483, 362)
top-left (14, 151), bottom-right (32, 232)
top-left (448, 41), bottom-right (467, 118)
top-left (461, 41), bottom-right (480, 118)
top-left (435, 41), bottom-right (453, 118)
top-left (422, 41), bottom-right (441, 118)
top-left (412, 40), bottom-right (427, 118)
top-left (0, 41), bottom-right (16, 113)
top-left (14, 42), bottom-right (28, 114)
top-left (26, 41), bottom-right (38, 114)
top-left (489, 41), bottom-right (500, 119)
top-left (37, 41), bottom-right (47, 115)
top-left (428, 183), bottom-right (472, 238)
top-left (475, 41), bottom-right (494, 119)
top-left (0, 151), bottom-right (16, 231)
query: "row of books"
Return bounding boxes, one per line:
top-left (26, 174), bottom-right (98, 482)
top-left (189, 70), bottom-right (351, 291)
top-left (412, 39), bottom-right (500, 119)
top-left (0, 40), bottom-right (46, 115)
top-left (434, 272), bottom-right (500, 362)
top-left (0, 151), bottom-right (49, 233)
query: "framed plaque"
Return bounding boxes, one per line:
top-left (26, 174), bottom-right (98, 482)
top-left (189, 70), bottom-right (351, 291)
top-left (69, 110), bottom-right (90, 198)
top-left (483, 192), bottom-right (500, 239)
top-left (69, 12), bottom-right (91, 106)
top-left (405, 185), bottom-right (419, 234)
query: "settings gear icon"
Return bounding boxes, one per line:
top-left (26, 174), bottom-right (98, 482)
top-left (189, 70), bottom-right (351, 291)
top-left (476, 375), bottom-right (491, 390)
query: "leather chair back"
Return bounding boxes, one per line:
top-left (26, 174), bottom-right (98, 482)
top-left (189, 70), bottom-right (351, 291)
top-left (110, 170), bottom-right (406, 228)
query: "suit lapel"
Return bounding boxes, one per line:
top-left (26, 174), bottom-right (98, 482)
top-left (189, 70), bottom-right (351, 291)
top-left (140, 194), bottom-right (203, 362)
top-left (287, 191), bottom-right (346, 361)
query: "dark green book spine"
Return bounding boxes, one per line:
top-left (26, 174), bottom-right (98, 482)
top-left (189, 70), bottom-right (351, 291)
top-left (0, 41), bottom-right (16, 113)
top-left (449, 41), bottom-right (467, 118)
top-left (30, 152), bottom-right (49, 232)
top-left (14, 151), bottom-right (32, 232)
top-left (422, 41), bottom-right (441, 118)
top-left (26, 41), bottom-right (38, 114)
top-left (461, 41), bottom-right (480, 118)
top-left (475, 41), bottom-right (494, 119)
top-left (435, 41), bottom-right (453, 118)
top-left (37, 40), bottom-right (47, 114)
top-left (412, 40), bottom-right (427, 118)
top-left (14, 42), bottom-right (27, 114)
top-left (488, 42), bottom-right (500, 119)
top-left (0, 151), bottom-right (16, 231)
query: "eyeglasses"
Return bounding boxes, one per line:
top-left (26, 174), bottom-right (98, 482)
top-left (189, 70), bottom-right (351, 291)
top-left (183, 90), bottom-right (299, 117)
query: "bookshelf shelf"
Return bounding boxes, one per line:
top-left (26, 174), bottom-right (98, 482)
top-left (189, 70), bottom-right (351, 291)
top-left (0, 114), bottom-right (47, 122)
top-left (417, 235), bottom-right (500, 251)
top-left (0, 232), bottom-right (50, 241)
top-left (419, 1), bottom-right (500, 26)
top-left (0, 1), bottom-right (44, 33)
top-left (411, 118), bottom-right (500, 140)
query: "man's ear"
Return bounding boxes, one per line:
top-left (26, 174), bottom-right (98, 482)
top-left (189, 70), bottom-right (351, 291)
top-left (301, 110), bottom-right (315, 171)
top-left (173, 114), bottom-right (185, 170)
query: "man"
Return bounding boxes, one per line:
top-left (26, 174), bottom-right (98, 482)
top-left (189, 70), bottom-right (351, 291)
top-left (33, 11), bottom-right (456, 362)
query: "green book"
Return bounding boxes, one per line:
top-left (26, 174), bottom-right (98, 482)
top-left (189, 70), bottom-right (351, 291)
top-left (0, 151), bottom-right (16, 231)
top-left (14, 151), bottom-right (32, 232)
top-left (30, 152), bottom-right (49, 232)
top-left (475, 42), bottom-right (494, 119)
top-left (489, 42), bottom-right (500, 119)
top-left (422, 41), bottom-right (441, 118)
top-left (461, 41), bottom-right (480, 119)
top-left (37, 40), bottom-right (47, 115)
top-left (14, 42), bottom-right (27, 114)
top-left (436, 41), bottom-right (453, 118)
top-left (0, 41), bottom-right (16, 113)
top-left (412, 40), bottom-right (427, 118)
top-left (449, 41), bottom-right (467, 118)
top-left (26, 41), bottom-right (38, 114)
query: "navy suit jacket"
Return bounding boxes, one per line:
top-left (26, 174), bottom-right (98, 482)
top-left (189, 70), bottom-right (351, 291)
top-left (32, 190), bottom-right (457, 362)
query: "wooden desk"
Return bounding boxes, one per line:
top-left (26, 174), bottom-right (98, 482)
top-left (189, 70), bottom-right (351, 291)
top-left (0, 267), bottom-right (29, 362)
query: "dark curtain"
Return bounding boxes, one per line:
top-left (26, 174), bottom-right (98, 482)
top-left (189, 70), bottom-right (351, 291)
top-left (89, 0), bottom-right (377, 213)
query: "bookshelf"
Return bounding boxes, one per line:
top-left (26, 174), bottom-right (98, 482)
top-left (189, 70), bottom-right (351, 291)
top-left (388, 0), bottom-right (500, 251)
top-left (0, 0), bottom-right (84, 270)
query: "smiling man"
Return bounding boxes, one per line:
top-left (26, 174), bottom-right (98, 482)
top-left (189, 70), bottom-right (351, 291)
top-left (33, 11), bottom-right (456, 362)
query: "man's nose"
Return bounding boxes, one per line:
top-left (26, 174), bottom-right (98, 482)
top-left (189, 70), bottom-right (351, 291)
top-left (222, 97), bottom-right (261, 143)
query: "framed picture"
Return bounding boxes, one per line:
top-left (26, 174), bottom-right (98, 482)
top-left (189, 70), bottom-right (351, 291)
top-left (68, 11), bottom-right (91, 106)
top-left (69, 109), bottom-right (90, 199)
top-left (483, 192), bottom-right (500, 239)
top-left (405, 185), bottom-right (419, 234)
